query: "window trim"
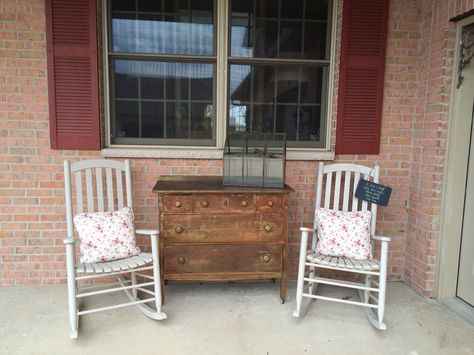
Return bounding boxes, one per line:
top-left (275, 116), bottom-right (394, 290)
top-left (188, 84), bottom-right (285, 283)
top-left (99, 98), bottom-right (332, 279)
top-left (102, 0), bottom-right (338, 157)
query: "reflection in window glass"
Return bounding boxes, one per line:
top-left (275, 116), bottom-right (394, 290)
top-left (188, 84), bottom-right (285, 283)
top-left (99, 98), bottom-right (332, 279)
top-left (111, 60), bottom-right (214, 143)
top-left (228, 63), bottom-right (326, 145)
top-left (229, 0), bottom-right (331, 147)
top-left (111, 0), bottom-right (214, 55)
top-left (229, 64), bottom-right (251, 103)
top-left (229, 104), bottom-right (250, 132)
top-left (230, 0), bottom-right (329, 60)
top-left (108, 0), bottom-right (216, 146)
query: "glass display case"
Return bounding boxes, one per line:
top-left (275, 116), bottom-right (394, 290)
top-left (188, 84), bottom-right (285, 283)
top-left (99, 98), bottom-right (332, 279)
top-left (223, 132), bottom-right (286, 188)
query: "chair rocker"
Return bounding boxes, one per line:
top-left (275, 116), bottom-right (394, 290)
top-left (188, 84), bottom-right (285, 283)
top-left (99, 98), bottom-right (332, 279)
top-left (293, 162), bottom-right (391, 330)
top-left (63, 159), bottom-right (166, 339)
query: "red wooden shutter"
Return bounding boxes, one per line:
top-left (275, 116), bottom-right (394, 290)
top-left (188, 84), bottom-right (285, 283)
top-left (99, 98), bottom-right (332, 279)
top-left (335, 0), bottom-right (389, 154)
top-left (45, 0), bottom-right (100, 150)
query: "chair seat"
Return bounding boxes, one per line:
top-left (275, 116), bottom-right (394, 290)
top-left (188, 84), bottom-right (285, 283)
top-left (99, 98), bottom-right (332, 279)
top-left (306, 253), bottom-right (380, 271)
top-left (76, 253), bottom-right (153, 274)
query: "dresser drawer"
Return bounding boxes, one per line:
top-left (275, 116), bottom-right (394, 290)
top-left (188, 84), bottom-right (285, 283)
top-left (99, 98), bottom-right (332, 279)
top-left (163, 195), bottom-right (193, 213)
top-left (194, 194), bottom-right (255, 214)
top-left (164, 244), bottom-right (282, 274)
top-left (163, 214), bottom-right (282, 243)
top-left (259, 213), bottom-right (284, 240)
top-left (257, 195), bottom-right (285, 213)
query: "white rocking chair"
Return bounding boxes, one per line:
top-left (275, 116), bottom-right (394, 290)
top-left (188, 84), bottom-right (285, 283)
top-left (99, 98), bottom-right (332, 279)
top-left (63, 159), bottom-right (166, 339)
top-left (293, 162), bottom-right (391, 330)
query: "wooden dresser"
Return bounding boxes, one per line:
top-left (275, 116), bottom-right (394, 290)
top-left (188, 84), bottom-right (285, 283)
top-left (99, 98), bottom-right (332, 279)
top-left (153, 176), bottom-right (293, 303)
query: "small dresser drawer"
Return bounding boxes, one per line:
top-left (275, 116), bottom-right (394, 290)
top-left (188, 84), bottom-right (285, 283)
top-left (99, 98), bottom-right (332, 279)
top-left (194, 194), bottom-right (255, 214)
top-left (257, 195), bottom-right (285, 213)
top-left (163, 195), bottom-right (193, 213)
top-left (164, 244), bottom-right (282, 274)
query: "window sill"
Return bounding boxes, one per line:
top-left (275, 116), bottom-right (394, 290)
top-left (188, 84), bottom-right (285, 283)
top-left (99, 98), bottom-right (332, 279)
top-left (102, 147), bottom-right (335, 161)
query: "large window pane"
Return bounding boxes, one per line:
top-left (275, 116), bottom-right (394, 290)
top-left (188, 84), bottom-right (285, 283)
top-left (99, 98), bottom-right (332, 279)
top-left (228, 63), bottom-right (325, 145)
top-left (230, 0), bottom-right (328, 59)
top-left (111, 60), bottom-right (214, 144)
top-left (111, 0), bottom-right (214, 55)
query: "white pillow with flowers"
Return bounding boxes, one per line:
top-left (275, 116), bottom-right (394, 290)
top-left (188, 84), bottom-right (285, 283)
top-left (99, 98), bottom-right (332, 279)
top-left (315, 208), bottom-right (372, 260)
top-left (73, 207), bottom-right (141, 263)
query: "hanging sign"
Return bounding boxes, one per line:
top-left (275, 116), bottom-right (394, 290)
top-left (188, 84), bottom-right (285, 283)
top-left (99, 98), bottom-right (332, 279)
top-left (355, 179), bottom-right (392, 207)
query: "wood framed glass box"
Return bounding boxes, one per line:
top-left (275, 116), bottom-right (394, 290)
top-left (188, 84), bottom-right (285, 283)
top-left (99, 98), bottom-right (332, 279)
top-left (223, 132), bottom-right (286, 188)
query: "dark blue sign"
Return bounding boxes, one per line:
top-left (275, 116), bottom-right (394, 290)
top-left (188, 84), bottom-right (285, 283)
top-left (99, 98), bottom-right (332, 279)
top-left (355, 179), bottom-right (392, 207)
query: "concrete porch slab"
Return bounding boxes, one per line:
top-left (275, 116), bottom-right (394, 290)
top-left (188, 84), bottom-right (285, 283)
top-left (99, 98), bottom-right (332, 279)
top-left (0, 282), bottom-right (473, 354)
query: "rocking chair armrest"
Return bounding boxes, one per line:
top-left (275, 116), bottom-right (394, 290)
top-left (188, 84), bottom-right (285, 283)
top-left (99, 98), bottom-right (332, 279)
top-left (300, 227), bottom-right (317, 233)
top-left (135, 229), bottom-right (159, 236)
top-left (373, 235), bottom-right (391, 242)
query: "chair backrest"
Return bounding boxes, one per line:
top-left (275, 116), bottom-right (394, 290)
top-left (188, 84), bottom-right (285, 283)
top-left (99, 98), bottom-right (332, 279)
top-left (315, 162), bottom-right (379, 237)
top-left (63, 159), bottom-right (133, 238)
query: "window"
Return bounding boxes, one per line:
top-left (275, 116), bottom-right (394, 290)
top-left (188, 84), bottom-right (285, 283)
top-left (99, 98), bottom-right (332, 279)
top-left (105, 0), bottom-right (333, 149)
top-left (228, 0), bottom-right (332, 148)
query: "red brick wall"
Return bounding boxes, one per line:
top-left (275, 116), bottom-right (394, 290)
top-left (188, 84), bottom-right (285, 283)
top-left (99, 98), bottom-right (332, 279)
top-left (0, 0), bottom-right (473, 296)
top-left (405, 0), bottom-right (474, 296)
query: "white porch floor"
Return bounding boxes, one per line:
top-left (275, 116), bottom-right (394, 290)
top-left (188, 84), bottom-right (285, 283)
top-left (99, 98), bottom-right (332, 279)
top-left (1, 282), bottom-right (473, 354)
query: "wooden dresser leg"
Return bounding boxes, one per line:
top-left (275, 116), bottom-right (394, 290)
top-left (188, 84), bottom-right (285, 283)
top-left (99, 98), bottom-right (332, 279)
top-left (280, 277), bottom-right (286, 304)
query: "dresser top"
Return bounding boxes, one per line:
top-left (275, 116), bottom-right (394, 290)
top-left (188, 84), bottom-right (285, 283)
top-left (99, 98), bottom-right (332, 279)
top-left (153, 175), bottom-right (293, 194)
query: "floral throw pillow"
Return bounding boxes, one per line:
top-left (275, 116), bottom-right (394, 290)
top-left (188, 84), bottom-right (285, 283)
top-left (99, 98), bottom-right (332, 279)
top-left (316, 208), bottom-right (372, 260)
top-left (73, 207), bottom-right (141, 263)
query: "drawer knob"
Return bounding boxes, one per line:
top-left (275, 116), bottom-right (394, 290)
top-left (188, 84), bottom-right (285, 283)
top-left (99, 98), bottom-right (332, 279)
top-left (175, 226), bottom-right (184, 233)
top-left (177, 256), bottom-right (186, 264)
top-left (264, 224), bottom-right (272, 232)
top-left (200, 200), bottom-right (209, 207)
top-left (267, 200), bottom-right (274, 207)
top-left (241, 200), bottom-right (248, 207)
top-left (174, 201), bottom-right (182, 208)
top-left (262, 254), bottom-right (271, 263)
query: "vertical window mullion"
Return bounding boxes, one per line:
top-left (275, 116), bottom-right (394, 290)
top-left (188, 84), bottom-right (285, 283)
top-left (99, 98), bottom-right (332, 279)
top-left (273, 67), bottom-right (278, 133)
top-left (296, 67), bottom-right (302, 141)
top-left (250, 65), bottom-right (254, 131)
top-left (188, 75), bottom-right (192, 138)
top-left (215, 0), bottom-right (229, 148)
top-left (138, 76), bottom-right (142, 138)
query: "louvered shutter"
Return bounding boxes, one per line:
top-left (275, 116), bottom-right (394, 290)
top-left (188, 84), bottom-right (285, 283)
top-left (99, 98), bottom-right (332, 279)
top-left (45, 0), bottom-right (100, 150)
top-left (335, 0), bottom-right (389, 154)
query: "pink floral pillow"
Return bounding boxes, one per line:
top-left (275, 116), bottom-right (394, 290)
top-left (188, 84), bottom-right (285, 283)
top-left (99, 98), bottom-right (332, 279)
top-left (73, 207), bottom-right (141, 263)
top-left (316, 208), bottom-right (372, 260)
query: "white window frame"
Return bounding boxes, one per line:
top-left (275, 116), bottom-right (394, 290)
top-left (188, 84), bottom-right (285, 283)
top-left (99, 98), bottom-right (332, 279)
top-left (102, 0), bottom-right (337, 160)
